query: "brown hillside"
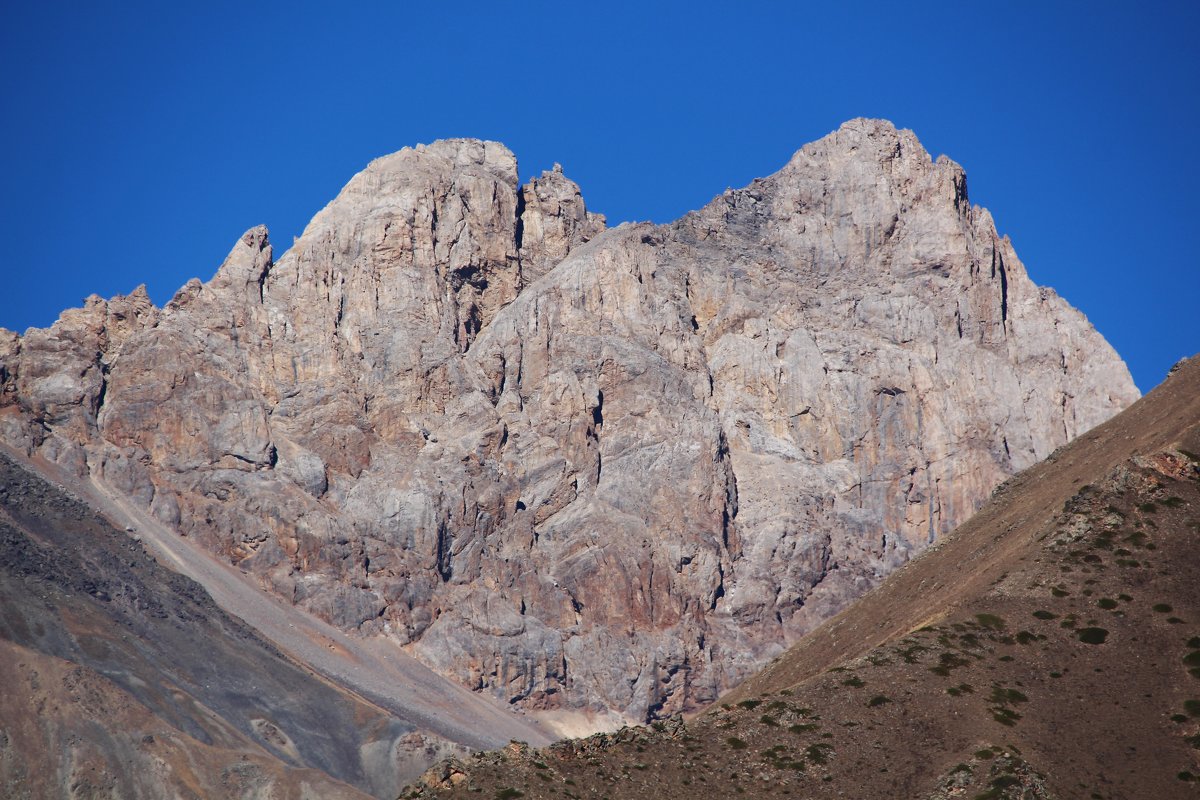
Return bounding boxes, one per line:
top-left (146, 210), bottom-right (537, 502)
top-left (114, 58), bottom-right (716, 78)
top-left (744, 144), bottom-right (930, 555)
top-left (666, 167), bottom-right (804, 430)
top-left (403, 355), bottom-right (1200, 800)
top-left (0, 449), bottom-right (464, 799)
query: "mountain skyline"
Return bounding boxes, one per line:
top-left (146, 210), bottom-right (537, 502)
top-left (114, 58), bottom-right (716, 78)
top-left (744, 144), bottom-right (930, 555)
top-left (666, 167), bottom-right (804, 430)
top-left (2, 5), bottom-right (1196, 790)
top-left (2, 2), bottom-right (1197, 392)
top-left (0, 118), bottom-right (1140, 731)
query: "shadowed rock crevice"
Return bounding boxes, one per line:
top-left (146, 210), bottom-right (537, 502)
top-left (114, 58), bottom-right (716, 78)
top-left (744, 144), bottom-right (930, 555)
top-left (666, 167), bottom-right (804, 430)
top-left (436, 516), bottom-right (453, 582)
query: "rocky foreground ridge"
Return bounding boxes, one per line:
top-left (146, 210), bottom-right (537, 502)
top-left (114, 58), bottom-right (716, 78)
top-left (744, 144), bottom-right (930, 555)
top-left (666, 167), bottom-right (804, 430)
top-left (0, 119), bottom-right (1138, 727)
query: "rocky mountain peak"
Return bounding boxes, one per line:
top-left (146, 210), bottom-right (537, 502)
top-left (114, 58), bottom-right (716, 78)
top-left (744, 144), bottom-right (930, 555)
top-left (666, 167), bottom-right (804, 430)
top-left (0, 121), bottom-right (1139, 730)
top-left (210, 224), bottom-right (272, 295)
top-left (780, 118), bottom-right (946, 186)
top-left (327, 138), bottom-right (519, 215)
top-left (297, 137), bottom-right (521, 251)
top-left (518, 165), bottom-right (606, 286)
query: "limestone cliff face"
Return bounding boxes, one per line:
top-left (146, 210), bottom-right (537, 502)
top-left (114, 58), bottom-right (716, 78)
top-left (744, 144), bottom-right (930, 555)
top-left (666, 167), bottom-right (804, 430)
top-left (0, 120), bottom-right (1138, 727)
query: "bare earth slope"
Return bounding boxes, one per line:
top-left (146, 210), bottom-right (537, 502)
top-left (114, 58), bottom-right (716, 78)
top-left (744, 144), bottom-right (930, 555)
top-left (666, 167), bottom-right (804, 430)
top-left (0, 447), bottom-right (547, 800)
top-left (403, 354), bottom-right (1200, 800)
top-left (0, 120), bottom-right (1138, 727)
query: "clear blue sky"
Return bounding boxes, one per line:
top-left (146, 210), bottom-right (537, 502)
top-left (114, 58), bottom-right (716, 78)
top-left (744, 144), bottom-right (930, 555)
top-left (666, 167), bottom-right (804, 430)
top-left (1, 1), bottom-right (1196, 392)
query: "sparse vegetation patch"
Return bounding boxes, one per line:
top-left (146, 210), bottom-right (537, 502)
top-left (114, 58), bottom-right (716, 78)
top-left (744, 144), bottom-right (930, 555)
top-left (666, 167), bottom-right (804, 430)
top-left (975, 613), bottom-right (1006, 631)
top-left (804, 743), bottom-right (833, 765)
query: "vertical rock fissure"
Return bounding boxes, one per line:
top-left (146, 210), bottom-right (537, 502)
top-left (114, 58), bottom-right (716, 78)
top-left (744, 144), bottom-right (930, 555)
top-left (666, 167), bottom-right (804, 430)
top-left (717, 429), bottom-right (738, 551)
top-left (711, 563), bottom-right (726, 610)
top-left (93, 364), bottom-right (109, 419)
top-left (590, 390), bottom-right (604, 484)
top-left (998, 252), bottom-right (1009, 325)
top-left (591, 391), bottom-right (603, 427)
top-left (255, 253), bottom-right (272, 305)
top-left (334, 292), bottom-right (346, 337)
top-left (513, 185), bottom-right (526, 255)
top-left (436, 517), bottom-right (453, 582)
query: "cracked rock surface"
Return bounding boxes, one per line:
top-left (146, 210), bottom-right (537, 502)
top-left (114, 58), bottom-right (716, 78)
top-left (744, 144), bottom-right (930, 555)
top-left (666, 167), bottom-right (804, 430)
top-left (0, 120), bottom-right (1138, 729)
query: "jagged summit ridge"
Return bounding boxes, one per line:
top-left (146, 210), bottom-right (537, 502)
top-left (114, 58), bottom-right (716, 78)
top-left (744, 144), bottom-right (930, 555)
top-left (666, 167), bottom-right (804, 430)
top-left (0, 120), bottom-right (1138, 729)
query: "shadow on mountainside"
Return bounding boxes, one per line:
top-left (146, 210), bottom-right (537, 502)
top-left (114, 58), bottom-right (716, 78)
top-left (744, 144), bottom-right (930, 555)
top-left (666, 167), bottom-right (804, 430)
top-left (0, 447), bottom-right (517, 799)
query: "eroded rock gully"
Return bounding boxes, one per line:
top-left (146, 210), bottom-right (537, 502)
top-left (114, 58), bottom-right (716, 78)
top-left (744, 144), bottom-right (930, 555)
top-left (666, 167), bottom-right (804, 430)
top-left (0, 120), bottom-right (1138, 730)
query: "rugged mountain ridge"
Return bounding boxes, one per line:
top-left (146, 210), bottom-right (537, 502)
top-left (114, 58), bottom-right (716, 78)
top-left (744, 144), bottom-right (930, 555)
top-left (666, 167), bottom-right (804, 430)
top-left (0, 119), bottom-right (1138, 727)
top-left (404, 355), bottom-right (1200, 800)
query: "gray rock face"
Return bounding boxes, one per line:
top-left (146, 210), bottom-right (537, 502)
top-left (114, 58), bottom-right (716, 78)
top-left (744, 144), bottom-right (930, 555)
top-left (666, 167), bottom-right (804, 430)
top-left (517, 163), bottom-right (606, 287)
top-left (0, 120), bottom-right (1139, 729)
